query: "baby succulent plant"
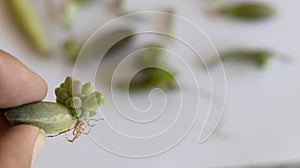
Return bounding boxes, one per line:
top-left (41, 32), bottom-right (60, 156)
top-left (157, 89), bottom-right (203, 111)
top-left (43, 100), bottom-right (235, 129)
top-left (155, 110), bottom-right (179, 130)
top-left (5, 76), bottom-right (105, 142)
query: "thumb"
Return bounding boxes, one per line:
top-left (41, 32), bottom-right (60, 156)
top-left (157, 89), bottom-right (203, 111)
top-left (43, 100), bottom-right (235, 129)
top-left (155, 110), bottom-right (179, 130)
top-left (0, 125), bottom-right (45, 168)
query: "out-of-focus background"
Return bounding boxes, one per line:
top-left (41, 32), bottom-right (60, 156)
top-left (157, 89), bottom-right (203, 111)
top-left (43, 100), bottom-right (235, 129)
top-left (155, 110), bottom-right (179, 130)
top-left (1, 0), bottom-right (300, 167)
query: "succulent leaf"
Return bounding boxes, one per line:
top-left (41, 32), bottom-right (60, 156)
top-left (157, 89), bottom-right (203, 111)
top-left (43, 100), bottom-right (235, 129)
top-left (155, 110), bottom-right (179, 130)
top-left (82, 92), bottom-right (105, 111)
top-left (81, 82), bottom-right (95, 96)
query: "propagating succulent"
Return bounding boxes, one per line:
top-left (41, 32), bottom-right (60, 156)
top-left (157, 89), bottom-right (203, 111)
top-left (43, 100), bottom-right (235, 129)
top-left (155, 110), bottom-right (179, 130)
top-left (5, 76), bottom-right (105, 142)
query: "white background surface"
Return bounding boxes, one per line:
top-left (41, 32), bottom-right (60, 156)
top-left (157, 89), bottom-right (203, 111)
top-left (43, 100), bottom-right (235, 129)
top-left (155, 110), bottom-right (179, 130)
top-left (1, 0), bottom-right (300, 167)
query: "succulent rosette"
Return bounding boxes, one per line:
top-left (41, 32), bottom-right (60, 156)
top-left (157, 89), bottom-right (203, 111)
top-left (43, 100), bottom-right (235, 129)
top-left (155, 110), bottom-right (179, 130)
top-left (55, 76), bottom-right (105, 120)
top-left (5, 76), bottom-right (105, 142)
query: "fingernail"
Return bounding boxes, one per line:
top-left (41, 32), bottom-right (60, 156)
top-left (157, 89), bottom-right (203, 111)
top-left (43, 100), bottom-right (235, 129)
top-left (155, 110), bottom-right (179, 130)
top-left (31, 129), bottom-right (46, 168)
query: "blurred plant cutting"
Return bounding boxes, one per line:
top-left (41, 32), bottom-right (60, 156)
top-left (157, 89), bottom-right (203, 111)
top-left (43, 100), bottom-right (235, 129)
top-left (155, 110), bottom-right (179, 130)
top-left (208, 48), bottom-right (289, 69)
top-left (7, 0), bottom-right (50, 55)
top-left (118, 44), bottom-right (178, 92)
top-left (217, 2), bottom-right (276, 20)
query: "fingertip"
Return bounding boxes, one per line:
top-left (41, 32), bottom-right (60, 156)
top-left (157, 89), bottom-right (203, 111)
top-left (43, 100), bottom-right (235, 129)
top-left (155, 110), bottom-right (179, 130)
top-left (0, 50), bottom-right (48, 108)
top-left (29, 71), bottom-right (48, 101)
top-left (0, 125), bottom-right (42, 168)
top-left (31, 128), bottom-right (46, 167)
